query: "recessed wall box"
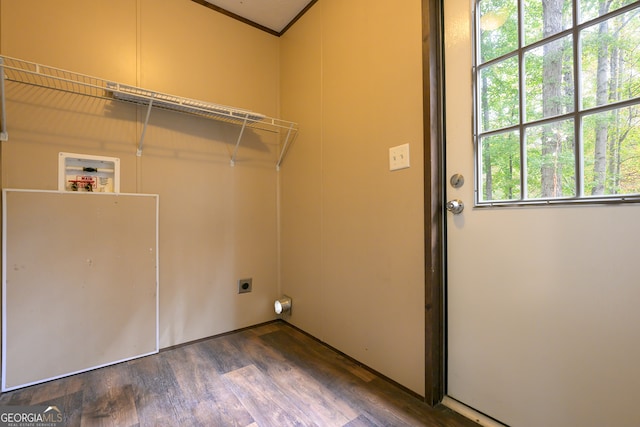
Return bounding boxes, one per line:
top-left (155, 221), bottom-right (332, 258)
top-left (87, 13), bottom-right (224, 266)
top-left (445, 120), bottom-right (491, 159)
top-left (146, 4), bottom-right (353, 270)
top-left (58, 152), bottom-right (120, 193)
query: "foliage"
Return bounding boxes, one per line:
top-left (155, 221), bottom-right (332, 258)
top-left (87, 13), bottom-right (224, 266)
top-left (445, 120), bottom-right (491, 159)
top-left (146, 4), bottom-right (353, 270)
top-left (476, 0), bottom-right (640, 201)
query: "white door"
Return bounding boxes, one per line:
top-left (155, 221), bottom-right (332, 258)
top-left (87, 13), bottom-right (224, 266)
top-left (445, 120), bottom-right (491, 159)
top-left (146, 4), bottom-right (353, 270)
top-left (444, 1), bottom-right (640, 426)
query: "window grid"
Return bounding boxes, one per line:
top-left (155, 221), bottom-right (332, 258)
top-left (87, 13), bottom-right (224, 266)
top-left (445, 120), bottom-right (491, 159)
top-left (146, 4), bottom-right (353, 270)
top-left (473, 0), bottom-right (640, 206)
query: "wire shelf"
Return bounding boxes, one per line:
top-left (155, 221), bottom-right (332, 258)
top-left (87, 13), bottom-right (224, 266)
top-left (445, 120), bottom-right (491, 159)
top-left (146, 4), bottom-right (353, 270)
top-left (0, 55), bottom-right (298, 168)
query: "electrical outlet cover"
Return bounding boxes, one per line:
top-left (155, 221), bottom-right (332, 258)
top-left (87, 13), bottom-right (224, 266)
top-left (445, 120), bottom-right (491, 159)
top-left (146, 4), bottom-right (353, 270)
top-left (238, 278), bottom-right (252, 294)
top-left (389, 143), bottom-right (410, 171)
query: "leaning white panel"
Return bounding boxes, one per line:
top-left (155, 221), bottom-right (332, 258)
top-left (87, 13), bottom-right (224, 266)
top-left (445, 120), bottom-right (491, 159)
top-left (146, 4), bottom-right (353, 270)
top-left (2, 189), bottom-right (159, 391)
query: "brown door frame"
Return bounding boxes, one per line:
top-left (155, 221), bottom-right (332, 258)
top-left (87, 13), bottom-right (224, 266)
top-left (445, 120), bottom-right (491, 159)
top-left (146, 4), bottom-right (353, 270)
top-left (422, 0), bottom-right (446, 406)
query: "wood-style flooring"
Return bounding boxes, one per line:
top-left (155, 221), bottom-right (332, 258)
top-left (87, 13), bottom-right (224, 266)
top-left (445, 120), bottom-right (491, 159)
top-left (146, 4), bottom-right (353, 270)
top-left (0, 321), bottom-right (478, 426)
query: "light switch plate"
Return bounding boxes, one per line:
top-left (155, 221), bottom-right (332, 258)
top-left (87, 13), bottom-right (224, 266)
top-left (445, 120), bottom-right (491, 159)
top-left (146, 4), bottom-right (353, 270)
top-left (389, 143), bottom-right (410, 171)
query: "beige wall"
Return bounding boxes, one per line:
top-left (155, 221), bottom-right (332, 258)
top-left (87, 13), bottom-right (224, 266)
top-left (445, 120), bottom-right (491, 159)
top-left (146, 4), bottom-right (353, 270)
top-left (279, 0), bottom-right (426, 395)
top-left (0, 0), bottom-right (281, 347)
top-left (1, 0), bottom-right (428, 396)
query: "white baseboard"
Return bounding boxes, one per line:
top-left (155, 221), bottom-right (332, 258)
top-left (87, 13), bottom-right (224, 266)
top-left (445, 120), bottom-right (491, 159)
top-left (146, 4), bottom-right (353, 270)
top-left (442, 396), bottom-right (508, 427)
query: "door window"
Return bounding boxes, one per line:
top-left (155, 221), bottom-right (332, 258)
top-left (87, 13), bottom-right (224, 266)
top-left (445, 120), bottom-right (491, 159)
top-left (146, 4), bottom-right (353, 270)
top-left (476, 0), bottom-right (640, 204)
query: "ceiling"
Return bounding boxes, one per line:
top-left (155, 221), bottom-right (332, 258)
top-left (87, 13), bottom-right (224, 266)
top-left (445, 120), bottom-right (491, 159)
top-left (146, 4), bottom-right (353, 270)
top-left (192, 0), bottom-right (317, 36)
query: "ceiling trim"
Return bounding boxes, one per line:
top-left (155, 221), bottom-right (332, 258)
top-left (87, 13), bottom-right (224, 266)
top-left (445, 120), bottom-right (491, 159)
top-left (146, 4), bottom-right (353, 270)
top-left (190, 0), bottom-right (318, 37)
top-left (191, 0), bottom-right (279, 36)
top-left (279, 0), bottom-right (318, 35)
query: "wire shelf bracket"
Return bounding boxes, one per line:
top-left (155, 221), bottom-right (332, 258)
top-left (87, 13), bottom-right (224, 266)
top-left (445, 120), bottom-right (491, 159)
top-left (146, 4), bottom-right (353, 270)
top-left (0, 55), bottom-right (299, 169)
top-left (137, 97), bottom-right (154, 157)
top-left (0, 58), bottom-right (8, 142)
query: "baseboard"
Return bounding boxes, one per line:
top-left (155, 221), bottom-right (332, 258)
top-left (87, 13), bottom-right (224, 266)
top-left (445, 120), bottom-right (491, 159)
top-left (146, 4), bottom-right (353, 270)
top-left (441, 396), bottom-right (508, 426)
top-left (160, 319), bottom-right (428, 404)
top-left (279, 319), bottom-right (426, 402)
top-left (160, 319), bottom-right (281, 353)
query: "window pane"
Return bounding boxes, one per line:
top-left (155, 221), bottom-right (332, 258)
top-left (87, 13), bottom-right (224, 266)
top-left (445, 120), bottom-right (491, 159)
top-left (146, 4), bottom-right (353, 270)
top-left (581, 8), bottom-right (640, 110)
top-left (524, 35), bottom-right (574, 122)
top-left (479, 56), bottom-right (520, 132)
top-left (480, 131), bottom-right (521, 201)
top-left (479, 0), bottom-right (518, 63)
top-left (582, 104), bottom-right (640, 196)
top-left (523, 0), bottom-right (572, 46)
top-left (474, 0), bottom-right (640, 205)
top-left (526, 119), bottom-right (576, 198)
top-left (579, 0), bottom-right (636, 24)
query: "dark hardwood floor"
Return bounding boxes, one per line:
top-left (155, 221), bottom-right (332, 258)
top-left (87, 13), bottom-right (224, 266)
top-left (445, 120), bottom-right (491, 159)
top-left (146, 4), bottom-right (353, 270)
top-left (0, 321), bottom-right (477, 426)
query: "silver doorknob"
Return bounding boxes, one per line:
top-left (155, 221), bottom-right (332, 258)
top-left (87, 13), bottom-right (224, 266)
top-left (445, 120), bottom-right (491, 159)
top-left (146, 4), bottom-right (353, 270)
top-left (446, 199), bottom-right (464, 214)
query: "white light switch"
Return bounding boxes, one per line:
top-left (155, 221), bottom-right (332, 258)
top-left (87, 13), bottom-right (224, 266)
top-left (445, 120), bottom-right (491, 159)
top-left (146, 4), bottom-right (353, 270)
top-left (389, 143), bottom-right (410, 171)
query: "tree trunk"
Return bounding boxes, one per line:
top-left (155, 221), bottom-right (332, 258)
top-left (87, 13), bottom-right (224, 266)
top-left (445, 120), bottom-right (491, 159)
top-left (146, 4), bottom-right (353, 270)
top-left (481, 73), bottom-right (492, 200)
top-left (591, 0), bottom-right (613, 195)
top-left (607, 42), bottom-right (620, 193)
top-left (541, 0), bottom-right (564, 197)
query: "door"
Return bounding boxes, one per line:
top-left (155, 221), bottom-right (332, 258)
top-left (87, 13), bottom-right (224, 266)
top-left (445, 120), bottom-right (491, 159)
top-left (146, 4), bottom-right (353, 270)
top-left (443, 1), bottom-right (640, 426)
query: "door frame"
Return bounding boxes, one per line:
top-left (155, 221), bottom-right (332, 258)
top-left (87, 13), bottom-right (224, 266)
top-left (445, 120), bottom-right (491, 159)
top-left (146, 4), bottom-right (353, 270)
top-left (422, 0), bottom-right (446, 406)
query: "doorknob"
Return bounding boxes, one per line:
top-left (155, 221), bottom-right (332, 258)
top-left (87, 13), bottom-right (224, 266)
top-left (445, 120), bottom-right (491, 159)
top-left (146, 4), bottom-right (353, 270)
top-left (446, 199), bottom-right (464, 214)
